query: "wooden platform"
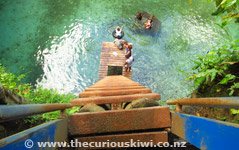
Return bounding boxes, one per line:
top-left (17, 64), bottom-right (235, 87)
top-left (99, 42), bottom-right (132, 80)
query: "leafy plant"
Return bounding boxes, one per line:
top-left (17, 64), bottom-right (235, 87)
top-left (0, 63), bottom-right (77, 123)
top-left (230, 108), bottom-right (239, 114)
top-left (217, 116), bottom-right (227, 121)
top-left (190, 0), bottom-right (239, 26)
top-left (229, 82), bottom-right (239, 95)
top-left (186, 40), bottom-right (239, 95)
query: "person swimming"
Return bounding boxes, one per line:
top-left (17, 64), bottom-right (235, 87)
top-left (135, 12), bottom-right (143, 20)
top-left (135, 12), bottom-right (153, 30)
top-left (112, 26), bottom-right (124, 39)
top-left (144, 19), bottom-right (153, 29)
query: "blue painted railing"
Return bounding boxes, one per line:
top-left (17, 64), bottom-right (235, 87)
top-left (0, 103), bottom-right (72, 150)
top-left (167, 97), bottom-right (239, 150)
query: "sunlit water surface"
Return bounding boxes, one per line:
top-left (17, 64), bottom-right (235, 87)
top-left (1, 0), bottom-right (239, 101)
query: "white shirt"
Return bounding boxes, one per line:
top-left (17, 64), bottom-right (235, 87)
top-left (115, 30), bottom-right (122, 37)
top-left (125, 56), bottom-right (134, 67)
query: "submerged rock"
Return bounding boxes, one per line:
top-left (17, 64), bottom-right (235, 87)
top-left (78, 104), bottom-right (106, 113)
top-left (125, 98), bottom-right (159, 109)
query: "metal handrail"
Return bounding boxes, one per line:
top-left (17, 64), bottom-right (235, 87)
top-left (0, 103), bottom-right (72, 122)
top-left (166, 97), bottom-right (239, 109)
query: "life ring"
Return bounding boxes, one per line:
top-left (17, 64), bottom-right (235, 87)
top-left (112, 30), bottom-right (124, 39)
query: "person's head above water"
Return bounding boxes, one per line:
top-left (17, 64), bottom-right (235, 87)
top-left (136, 12), bottom-right (142, 20)
top-left (116, 26), bottom-right (121, 31)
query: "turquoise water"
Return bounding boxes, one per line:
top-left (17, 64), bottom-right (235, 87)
top-left (0, 0), bottom-right (238, 101)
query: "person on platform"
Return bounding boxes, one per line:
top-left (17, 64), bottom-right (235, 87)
top-left (125, 56), bottom-right (134, 72)
top-left (113, 40), bottom-right (128, 50)
top-left (125, 44), bottom-right (132, 58)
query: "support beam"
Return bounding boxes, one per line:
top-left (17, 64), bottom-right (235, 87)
top-left (85, 86), bottom-right (146, 91)
top-left (167, 97), bottom-right (239, 109)
top-left (68, 106), bottom-right (170, 135)
top-left (79, 88), bottom-right (152, 98)
top-left (75, 131), bottom-right (168, 149)
top-left (0, 103), bottom-right (72, 122)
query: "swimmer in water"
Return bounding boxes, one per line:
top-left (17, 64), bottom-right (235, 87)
top-left (112, 25), bottom-right (124, 39)
top-left (144, 19), bottom-right (153, 29)
top-left (135, 12), bottom-right (143, 20)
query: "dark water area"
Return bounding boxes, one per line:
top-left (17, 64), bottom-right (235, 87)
top-left (0, 0), bottom-right (239, 101)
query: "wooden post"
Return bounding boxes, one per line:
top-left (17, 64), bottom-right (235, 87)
top-left (175, 103), bottom-right (182, 113)
top-left (58, 109), bottom-right (66, 119)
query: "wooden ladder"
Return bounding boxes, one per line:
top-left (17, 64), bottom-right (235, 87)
top-left (68, 76), bottom-right (171, 149)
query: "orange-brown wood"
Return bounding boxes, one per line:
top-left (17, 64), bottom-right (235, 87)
top-left (68, 106), bottom-right (171, 135)
top-left (93, 80), bottom-right (140, 85)
top-left (90, 84), bottom-right (140, 88)
top-left (71, 93), bottom-right (161, 106)
top-left (99, 42), bottom-right (132, 80)
top-left (79, 88), bottom-right (152, 98)
top-left (74, 131), bottom-right (168, 149)
top-left (85, 86), bottom-right (146, 91)
top-left (93, 76), bottom-right (137, 86)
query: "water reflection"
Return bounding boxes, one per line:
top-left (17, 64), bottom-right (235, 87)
top-left (36, 22), bottom-right (99, 94)
top-left (36, 1), bottom-right (230, 100)
top-left (1, 0), bottom-right (237, 101)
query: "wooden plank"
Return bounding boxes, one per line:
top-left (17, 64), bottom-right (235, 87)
top-left (71, 93), bottom-right (161, 106)
top-left (93, 81), bottom-right (140, 86)
top-left (75, 131), bottom-right (168, 149)
top-left (171, 112), bottom-right (239, 150)
top-left (79, 88), bottom-right (152, 98)
top-left (90, 84), bottom-right (140, 88)
top-left (68, 106), bottom-right (170, 135)
top-left (85, 86), bottom-right (146, 91)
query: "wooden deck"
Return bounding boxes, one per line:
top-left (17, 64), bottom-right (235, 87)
top-left (99, 42), bottom-right (132, 80)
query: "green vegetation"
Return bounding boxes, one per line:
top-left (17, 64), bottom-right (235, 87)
top-left (186, 40), bottom-right (239, 96)
top-left (186, 0), bottom-right (239, 123)
top-left (190, 0), bottom-right (239, 26)
top-left (210, 0), bottom-right (239, 26)
top-left (0, 63), bottom-right (79, 123)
